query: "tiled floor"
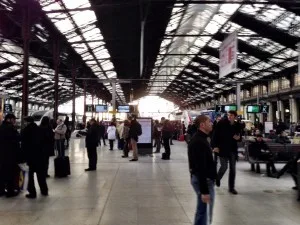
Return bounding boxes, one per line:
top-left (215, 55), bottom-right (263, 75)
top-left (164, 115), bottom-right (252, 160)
top-left (0, 139), bottom-right (299, 225)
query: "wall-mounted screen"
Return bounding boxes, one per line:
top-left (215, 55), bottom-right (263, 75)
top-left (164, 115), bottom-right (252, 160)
top-left (118, 105), bottom-right (130, 113)
top-left (85, 105), bottom-right (94, 112)
top-left (247, 105), bottom-right (260, 113)
top-left (95, 105), bottom-right (108, 113)
top-left (224, 105), bottom-right (237, 112)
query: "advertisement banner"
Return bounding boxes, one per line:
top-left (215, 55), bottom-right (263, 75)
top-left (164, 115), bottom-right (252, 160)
top-left (219, 32), bottom-right (238, 78)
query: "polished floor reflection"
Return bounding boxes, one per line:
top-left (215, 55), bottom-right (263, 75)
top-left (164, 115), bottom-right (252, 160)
top-left (0, 139), bottom-right (299, 225)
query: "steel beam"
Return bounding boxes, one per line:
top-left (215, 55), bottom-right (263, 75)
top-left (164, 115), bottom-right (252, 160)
top-left (83, 81), bottom-right (87, 125)
top-left (53, 39), bottom-right (60, 120)
top-left (21, 1), bottom-right (29, 128)
top-left (72, 63), bottom-right (76, 131)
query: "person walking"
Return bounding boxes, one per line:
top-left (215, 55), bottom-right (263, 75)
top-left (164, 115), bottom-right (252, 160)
top-left (129, 115), bottom-right (142, 162)
top-left (54, 119), bottom-right (67, 157)
top-left (188, 115), bottom-right (216, 225)
top-left (121, 120), bottom-right (130, 158)
top-left (98, 121), bottom-right (107, 146)
top-left (153, 120), bottom-right (162, 153)
top-left (22, 116), bottom-right (48, 198)
top-left (213, 111), bottom-right (241, 195)
top-left (107, 122), bottom-right (116, 150)
top-left (0, 114), bottom-right (21, 198)
top-left (85, 119), bottom-right (99, 171)
top-left (161, 118), bottom-right (172, 160)
top-left (39, 117), bottom-right (54, 178)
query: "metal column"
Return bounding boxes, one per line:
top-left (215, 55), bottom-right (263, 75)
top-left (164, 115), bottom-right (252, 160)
top-left (112, 81), bottom-right (116, 113)
top-left (91, 94), bottom-right (94, 118)
top-left (83, 82), bottom-right (87, 125)
top-left (21, 1), bottom-right (30, 127)
top-left (53, 40), bottom-right (59, 120)
top-left (140, 21), bottom-right (145, 77)
top-left (72, 63), bottom-right (76, 131)
top-left (236, 83), bottom-right (241, 112)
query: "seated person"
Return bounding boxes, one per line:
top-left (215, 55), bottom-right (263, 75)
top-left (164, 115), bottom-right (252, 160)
top-left (275, 131), bottom-right (291, 144)
top-left (249, 134), bottom-right (277, 176)
top-left (267, 130), bottom-right (277, 140)
top-left (277, 152), bottom-right (300, 191)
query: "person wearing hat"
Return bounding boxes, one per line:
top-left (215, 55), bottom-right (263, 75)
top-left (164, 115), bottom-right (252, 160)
top-left (248, 134), bottom-right (277, 176)
top-left (21, 116), bottom-right (48, 198)
top-left (0, 114), bottom-right (21, 198)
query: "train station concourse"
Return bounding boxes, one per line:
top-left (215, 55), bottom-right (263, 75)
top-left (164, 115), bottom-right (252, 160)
top-left (0, 0), bottom-right (300, 225)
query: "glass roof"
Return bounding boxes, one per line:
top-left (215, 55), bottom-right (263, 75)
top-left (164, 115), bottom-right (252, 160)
top-left (39, 0), bottom-right (125, 103)
top-left (153, 1), bottom-right (300, 105)
top-left (0, 39), bottom-right (83, 104)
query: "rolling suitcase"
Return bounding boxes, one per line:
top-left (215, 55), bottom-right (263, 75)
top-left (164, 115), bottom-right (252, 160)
top-left (54, 156), bottom-right (71, 177)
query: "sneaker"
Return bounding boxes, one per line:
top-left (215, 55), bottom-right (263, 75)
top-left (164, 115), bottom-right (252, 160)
top-left (229, 189), bottom-right (238, 195)
top-left (292, 186), bottom-right (298, 190)
top-left (41, 192), bottom-right (48, 196)
top-left (122, 155), bottom-right (128, 158)
top-left (25, 194), bottom-right (37, 199)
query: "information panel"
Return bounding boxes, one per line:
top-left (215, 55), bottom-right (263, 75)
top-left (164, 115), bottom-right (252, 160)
top-left (95, 105), bottom-right (108, 113)
top-left (219, 32), bottom-right (238, 78)
top-left (264, 122), bottom-right (274, 134)
top-left (136, 117), bottom-right (153, 155)
top-left (118, 105), bottom-right (130, 113)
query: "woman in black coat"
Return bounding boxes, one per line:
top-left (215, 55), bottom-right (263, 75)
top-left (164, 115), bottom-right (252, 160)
top-left (40, 117), bottom-right (55, 177)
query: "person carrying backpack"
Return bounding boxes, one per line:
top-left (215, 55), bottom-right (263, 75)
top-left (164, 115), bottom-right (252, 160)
top-left (128, 115), bottom-right (142, 162)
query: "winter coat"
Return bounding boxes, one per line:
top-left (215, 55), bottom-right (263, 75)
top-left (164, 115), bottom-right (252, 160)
top-left (107, 125), bottom-right (116, 140)
top-left (40, 125), bottom-right (55, 157)
top-left (54, 124), bottom-right (67, 140)
top-left (21, 123), bottom-right (46, 168)
top-left (85, 123), bottom-right (99, 148)
top-left (0, 121), bottom-right (21, 166)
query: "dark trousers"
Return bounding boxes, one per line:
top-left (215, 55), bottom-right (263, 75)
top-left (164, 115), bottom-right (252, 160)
top-left (28, 167), bottom-right (48, 195)
top-left (118, 138), bottom-right (124, 150)
top-left (154, 137), bottom-right (161, 152)
top-left (109, 140), bottom-right (114, 150)
top-left (163, 137), bottom-right (171, 158)
top-left (123, 139), bottom-right (130, 157)
top-left (0, 164), bottom-right (16, 194)
top-left (55, 139), bottom-right (65, 157)
top-left (217, 153), bottom-right (236, 190)
top-left (99, 135), bottom-right (106, 145)
top-left (46, 156), bottom-right (50, 176)
top-left (87, 147), bottom-right (97, 169)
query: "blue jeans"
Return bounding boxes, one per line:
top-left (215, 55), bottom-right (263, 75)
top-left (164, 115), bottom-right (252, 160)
top-left (191, 175), bottom-right (215, 225)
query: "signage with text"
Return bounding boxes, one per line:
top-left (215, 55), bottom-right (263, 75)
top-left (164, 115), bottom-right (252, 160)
top-left (219, 32), bottom-right (238, 78)
top-left (4, 104), bottom-right (12, 113)
top-left (95, 105), bottom-right (108, 113)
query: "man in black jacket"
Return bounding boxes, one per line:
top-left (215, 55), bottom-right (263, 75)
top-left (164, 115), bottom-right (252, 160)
top-left (213, 111), bottom-right (240, 195)
top-left (22, 116), bottom-right (48, 198)
top-left (85, 119), bottom-right (99, 171)
top-left (128, 115), bottom-right (142, 162)
top-left (188, 115), bottom-right (216, 225)
top-left (0, 114), bottom-right (21, 198)
top-left (98, 121), bottom-right (106, 146)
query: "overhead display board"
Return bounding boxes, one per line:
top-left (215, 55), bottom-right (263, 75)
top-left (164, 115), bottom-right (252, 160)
top-left (117, 105), bottom-right (130, 113)
top-left (247, 105), bottom-right (260, 113)
top-left (85, 104), bottom-right (94, 112)
top-left (219, 32), bottom-right (238, 78)
top-left (4, 104), bottom-right (12, 113)
top-left (95, 105), bottom-right (108, 113)
top-left (215, 105), bottom-right (237, 113)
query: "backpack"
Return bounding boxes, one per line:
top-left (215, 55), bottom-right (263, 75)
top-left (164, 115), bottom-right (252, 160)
top-left (137, 123), bottom-right (142, 136)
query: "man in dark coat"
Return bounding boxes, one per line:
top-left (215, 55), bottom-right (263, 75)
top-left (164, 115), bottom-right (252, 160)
top-left (248, 134), bottom-right (277, 176)
top-left (188, 115), bottom-right (216, 225)
top-left (22, 116), bottom-right (48, 198)
top-left (213, 111), bottom-right (241, 195)
top-left (128, 115), bottom-right (142, 162)
top-left (0, 114), bottom-right (21, 198)
top-left (161, 117), bottom-right (172, 160)
top-left (98, 121), bottom-right (106, 146)
top-left (85, 118), bottom-right (99, 171)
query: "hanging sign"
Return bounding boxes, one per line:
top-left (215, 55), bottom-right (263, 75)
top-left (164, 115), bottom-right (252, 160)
top-left (219, 32), bottom-right (238, 78)
top-left (4, 104), bottom-right (12, 113)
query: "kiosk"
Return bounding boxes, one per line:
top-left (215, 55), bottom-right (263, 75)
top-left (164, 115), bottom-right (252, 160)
top-left (136, 117), bottom-right (153, 155)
